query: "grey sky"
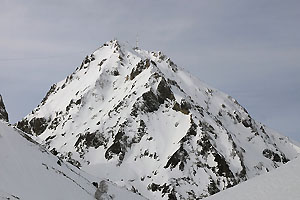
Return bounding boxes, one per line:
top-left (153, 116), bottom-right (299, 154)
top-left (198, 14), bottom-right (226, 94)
top-left (0, 0), bottom-right (299, 141)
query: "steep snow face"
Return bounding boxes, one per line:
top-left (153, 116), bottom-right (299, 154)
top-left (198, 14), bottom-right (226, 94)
top-left (17, 40), bottom-right (300, 199)
top-left (0, 95), bottom-right (9, 122)
top-left (0, 121), bottom-right (96, 200)
top-left (0, 121), bottom-right (145, 200)
top-left (206, 156), bottom-right (300, 200)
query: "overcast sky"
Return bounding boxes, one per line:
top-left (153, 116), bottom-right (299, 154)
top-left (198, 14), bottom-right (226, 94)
top-left (0, 0), bottom-right (299, 141)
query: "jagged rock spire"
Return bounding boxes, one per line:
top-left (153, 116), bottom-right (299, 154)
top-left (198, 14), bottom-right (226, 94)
top-left (0, 94), bottom-right (9, 122)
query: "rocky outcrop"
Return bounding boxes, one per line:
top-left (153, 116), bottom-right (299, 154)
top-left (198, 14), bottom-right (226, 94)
top-left (0, 95), bottom-right (9, 122)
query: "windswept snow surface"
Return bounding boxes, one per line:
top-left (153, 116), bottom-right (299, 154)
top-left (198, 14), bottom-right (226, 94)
top-left (206, 156), bottom-right (300, 200)
top-left (0, 121), bottom-right (145, 200)
top-left (17, 40), bottom-right (300, 199)
top-left (0, 121), bottom-right (95, 200)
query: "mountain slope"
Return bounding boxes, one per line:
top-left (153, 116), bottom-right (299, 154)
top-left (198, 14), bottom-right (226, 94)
top-left (0, 120), bottom-right (96, 200)
top-left (0, 94), bottom-right (9, 122)
top-left (0, 121), bottom-right (145, 200)
top-left (206, 156), bottom-right (300, 200)
top-left (17, 40), bottom-right (300, 199)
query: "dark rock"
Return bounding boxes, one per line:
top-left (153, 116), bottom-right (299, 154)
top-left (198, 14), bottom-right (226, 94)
top-left (141, 90), bottom-right (161, 112)
top-left (172, 102), bottom-right (181, 112)
top-left (48, 117), bottom-right (61, 130)
top-left (166, 58), bottom-right (178, 72)
top-left (181, 117), bottom-right (197, 143)
top-left (66, 153), bottom-right (82, 168)
top-left (98, 58), bottom-right (107, 67)
top-left (180, 99), bottom-right (191, 114)
top-left (17, 119), bottom-right (33, 135)
top-left (165, 144), bottom-right (189, 171)
top-left (105, 128), bottom-right (128, 161)
top-left (41, 84), bottom-right (56, 106)
top-left (147, 182), bottom-right (171, 196)
top-left (157, 77), bottom-right (175, 104)
top-left (105, 141), bottom-right (122, 160)
top-left (168, 191), bottom-right (177, 200)
top-left (75, 131), bottom-right (108, 149)
top-left (172, 99), bottom-right (191, 115)
top-left (66, 98), bottom-right (82, 112)
top-left (242, 118), bottom-right (252, 128)
top-left (150, 60), bottom-right (157, 67)
top-left (197, 134), bottom-right (213, 156)
top-left (29, 117), bottom-right (48, 135)
top-left (262, 149), bottom-right (283, 163)
top-left (130, 59), bottom-right (151, 80)
top-left (112, 69), bottom-right (120, 76)
top-left (234, 113), bottom-right (241, 123)
top-left (0, 95), bottom-right (9, 122)
top-left (92, 182), bottom-right (98, 188)
top-left (50, 148), bottom-right (59, 156)
top-left (213, 153), bottom-right (235, 179)
top-left (149, 183), bottom-right (160, 192)
top-left (207, 178), bottom-right (220, 195)
top-left (132, 120), bottom-right (147, 143)
top-left (45, 135), bottom-right (56, 142)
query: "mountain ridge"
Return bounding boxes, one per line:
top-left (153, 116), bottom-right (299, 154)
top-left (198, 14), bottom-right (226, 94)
top-left (16, 39), bottom-right (300, 199)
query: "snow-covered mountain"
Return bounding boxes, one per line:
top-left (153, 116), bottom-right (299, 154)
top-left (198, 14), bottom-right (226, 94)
top-left (0, 94), bottom-right (9, 122)
top-left (0, 119), bottom-right (145, 200)
top-left (16, 40), bottom-right (300, 199)
top-left (206, 155), bottom-right (300, 200)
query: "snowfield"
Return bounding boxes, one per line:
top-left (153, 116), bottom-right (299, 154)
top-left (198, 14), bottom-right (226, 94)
top-left (0, 121), bottom-right (96, 200)
top-left (206, 156), bottom-right (300, 200)
top-left (0, 120), bottom-right (145, 200)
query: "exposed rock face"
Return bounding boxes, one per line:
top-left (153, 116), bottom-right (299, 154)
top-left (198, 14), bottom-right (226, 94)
top-left (16, 40), bottom-right (300, 199)
top-left (0, 95), bottom-right (9, 122)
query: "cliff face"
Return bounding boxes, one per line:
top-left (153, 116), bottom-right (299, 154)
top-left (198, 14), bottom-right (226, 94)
top-left (17, 40), bottom-right (300, 199)
top-left (0, 94), bottom-right (9, 122)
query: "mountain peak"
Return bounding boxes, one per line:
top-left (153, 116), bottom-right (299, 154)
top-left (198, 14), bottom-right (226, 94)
top-left (0, 94), bottom-right (9, 122)
top-left (16, 40), bottom-right (300, 199)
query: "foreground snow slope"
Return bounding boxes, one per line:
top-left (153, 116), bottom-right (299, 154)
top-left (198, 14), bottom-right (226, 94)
top-left (0, 120), bottom-right (145, 200)
top-left (17, 40), bottom-right (300, 199)
top-left (206, 156), bottom-right (300, 200)
top-left (0, 121), bottom-right (95, 200)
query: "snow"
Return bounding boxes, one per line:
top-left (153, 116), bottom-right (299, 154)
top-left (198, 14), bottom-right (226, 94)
top-left (0, 121), bottom-right (96, 200)
top-left (206, 156), bottom-right (300, 200)
top-left (0, 121), bottom-right (145, 200)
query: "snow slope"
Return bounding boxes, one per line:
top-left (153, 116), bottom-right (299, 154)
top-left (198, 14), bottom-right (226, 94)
top-left (0, 121), bottom-right (95, 200)
top-left (17, 40), bottom-right (300, 199)
top-left (206, 156), bottom-right (300, 200)
top-left (0, 120), bottom-right (145, 200)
